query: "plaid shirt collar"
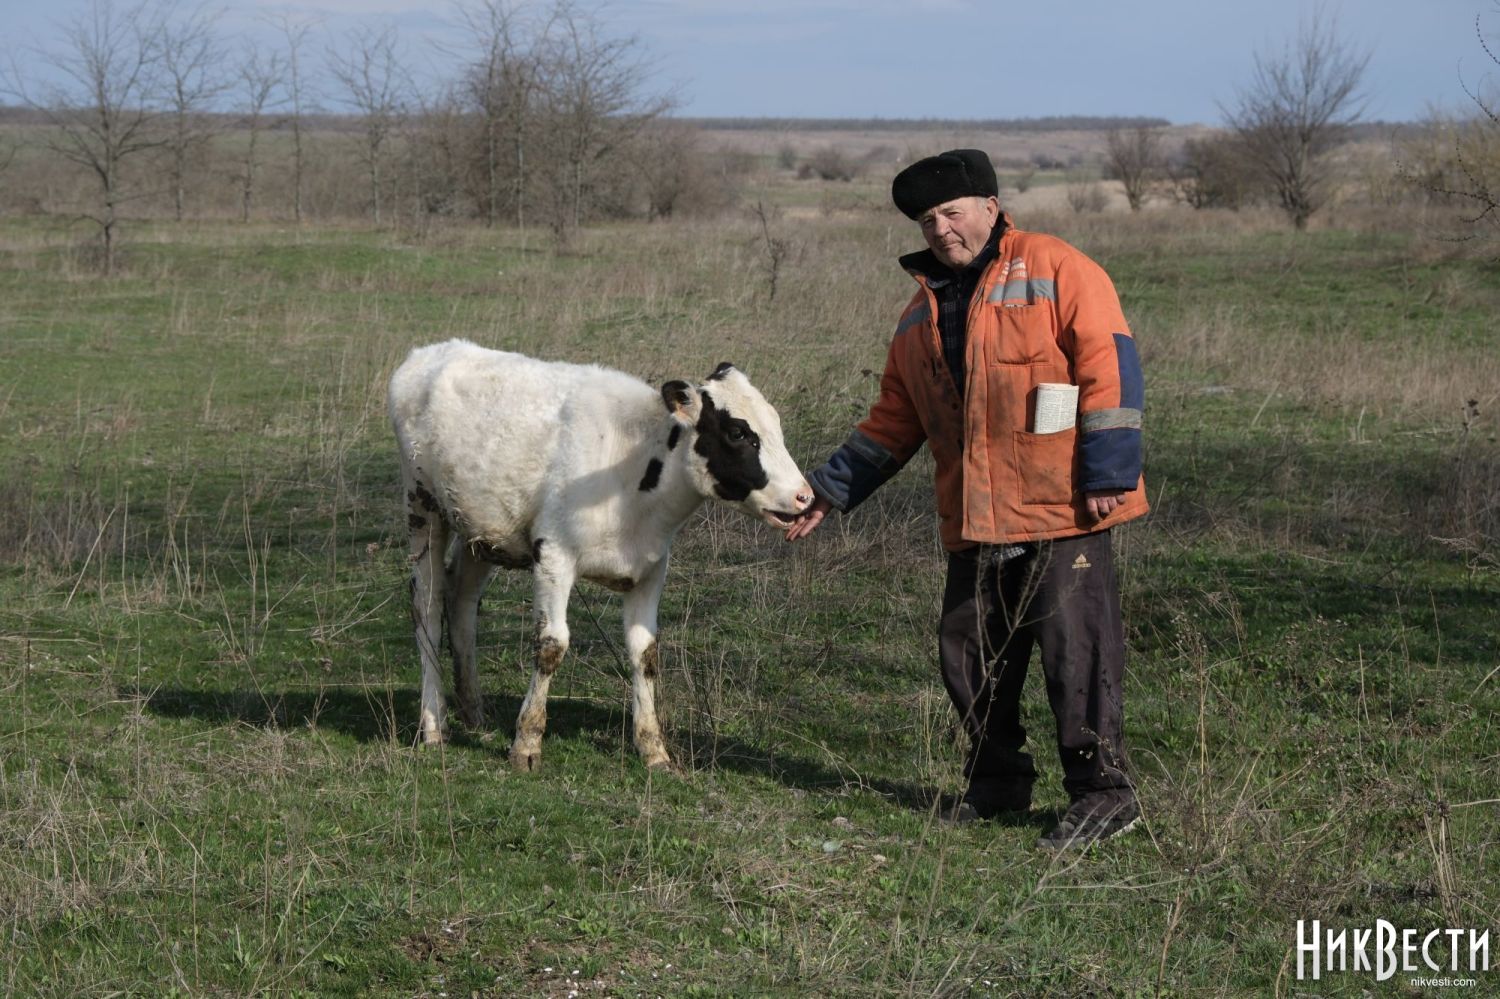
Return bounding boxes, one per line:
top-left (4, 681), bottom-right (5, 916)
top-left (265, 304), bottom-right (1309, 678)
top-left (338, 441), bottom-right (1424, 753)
top-left (899, 219), bottom-right (1008, 393)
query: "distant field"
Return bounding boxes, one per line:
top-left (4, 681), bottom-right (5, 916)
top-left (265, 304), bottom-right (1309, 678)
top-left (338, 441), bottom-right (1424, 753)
top-left (0, 196), bottom-right (1497, 995)
top-left (698, 122), bottom-right (1216, 170)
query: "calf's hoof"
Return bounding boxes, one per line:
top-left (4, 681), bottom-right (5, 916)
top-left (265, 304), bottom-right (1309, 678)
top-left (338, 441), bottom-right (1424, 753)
top-left (644, 754), bottom-right (679, 775)
top-left (509, 745), bottom-right (542, 772)
top-left (419, 709), bottom-right (447, 746)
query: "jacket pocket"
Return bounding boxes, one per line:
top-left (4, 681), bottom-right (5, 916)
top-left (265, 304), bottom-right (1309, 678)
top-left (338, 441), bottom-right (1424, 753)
top-left (989, 303), bottom-right (1058, 365)
top-left (1013, 428), bottom-right (1078, 506)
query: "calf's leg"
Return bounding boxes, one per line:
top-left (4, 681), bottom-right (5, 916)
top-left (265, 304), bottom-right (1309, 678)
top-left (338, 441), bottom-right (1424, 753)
top-left (624, 560), bottom-right (672, 770)
top-left (510, 547), bottom-right (574, 772)
top-left (445, 544), bottom-right (494, 730)
top-left (405, 476), bottom-right (450, 745)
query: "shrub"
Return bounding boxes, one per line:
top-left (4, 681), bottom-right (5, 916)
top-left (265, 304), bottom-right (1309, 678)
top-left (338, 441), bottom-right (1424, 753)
top-left (798, 145), bottom-right (861, 182)
top-left (1170, 133), bottom-right (1274, 210)
top-left (1065, 174), bottom-right (1109, 213)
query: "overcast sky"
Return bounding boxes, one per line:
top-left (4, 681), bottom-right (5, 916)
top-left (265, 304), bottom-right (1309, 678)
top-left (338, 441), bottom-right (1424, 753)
top-left (4, 0), bottom-right (1495, 124)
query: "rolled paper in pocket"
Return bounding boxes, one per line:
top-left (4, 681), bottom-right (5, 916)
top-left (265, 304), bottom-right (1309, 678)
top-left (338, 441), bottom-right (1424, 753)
top-left (1033, 383), bottom-right (1079, 434)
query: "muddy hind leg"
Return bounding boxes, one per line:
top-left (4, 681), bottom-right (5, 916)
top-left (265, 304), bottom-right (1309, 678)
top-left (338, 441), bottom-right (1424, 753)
top-left (406, 477), bottom-right (450, 745)
top-left (445, 543), bottom-right (495, 731)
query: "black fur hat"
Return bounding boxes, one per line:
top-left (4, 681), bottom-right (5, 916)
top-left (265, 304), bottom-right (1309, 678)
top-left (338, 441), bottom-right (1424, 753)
top-left (891, 149), bottom-right (999, 219)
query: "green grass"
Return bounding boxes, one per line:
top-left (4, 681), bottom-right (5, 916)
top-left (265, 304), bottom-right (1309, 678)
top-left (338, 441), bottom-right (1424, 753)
top-left (0, 208), bottom-right (1497, 996)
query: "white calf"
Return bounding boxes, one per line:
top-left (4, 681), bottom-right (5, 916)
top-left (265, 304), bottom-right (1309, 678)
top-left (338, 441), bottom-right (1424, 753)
top-left (388, 340), bottom-right (812, 771)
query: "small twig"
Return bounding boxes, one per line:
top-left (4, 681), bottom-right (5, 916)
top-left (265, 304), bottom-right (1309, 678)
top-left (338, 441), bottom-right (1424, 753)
top-left (1249, 383), bottom-right (1279, 429)
top-left (1156, 887), bottom-right (1188, 994)
top-left (63, 505), bottom-right (117, 610)
top-left (574, 586), bottom-right (628, 674)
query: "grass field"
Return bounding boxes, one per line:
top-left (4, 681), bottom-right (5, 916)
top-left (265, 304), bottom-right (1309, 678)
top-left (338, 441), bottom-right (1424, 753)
top-left (1, 198), bottom-right (1497, 997)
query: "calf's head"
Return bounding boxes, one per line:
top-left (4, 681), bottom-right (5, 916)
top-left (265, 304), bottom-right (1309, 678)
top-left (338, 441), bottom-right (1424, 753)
top-left (661, 363), bottom-right (813, 528)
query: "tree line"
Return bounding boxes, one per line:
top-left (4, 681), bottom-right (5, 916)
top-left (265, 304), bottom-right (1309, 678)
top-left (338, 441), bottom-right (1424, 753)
top-left (689, 115), bottom-right (1173, 133)
top-left (0, 2), bottom-right (1495, 272)
top-left (0, 0), bottom-right (741, 272)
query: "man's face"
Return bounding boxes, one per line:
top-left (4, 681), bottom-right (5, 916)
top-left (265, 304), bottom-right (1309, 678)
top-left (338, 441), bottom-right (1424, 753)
top-left (918, 195), bottom-right (999, 270)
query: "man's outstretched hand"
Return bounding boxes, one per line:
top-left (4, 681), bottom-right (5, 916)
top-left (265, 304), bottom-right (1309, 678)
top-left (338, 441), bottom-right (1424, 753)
top-left (784, 496), bottom-right (833, 542)
top-left (1085, 489), bottom-right (1128, 522)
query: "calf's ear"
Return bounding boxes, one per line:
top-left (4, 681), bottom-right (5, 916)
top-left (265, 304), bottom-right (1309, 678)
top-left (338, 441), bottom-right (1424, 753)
top-left (661, 380), bottom-right (702, 424)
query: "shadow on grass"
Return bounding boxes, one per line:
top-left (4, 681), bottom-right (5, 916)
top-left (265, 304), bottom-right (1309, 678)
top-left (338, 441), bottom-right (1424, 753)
top-left (676, 739), bottom-right (1062, 832)
top-left (129, 685), bottom-right (601, 751)
top-left (128, 683), bottom-right (1037, 824)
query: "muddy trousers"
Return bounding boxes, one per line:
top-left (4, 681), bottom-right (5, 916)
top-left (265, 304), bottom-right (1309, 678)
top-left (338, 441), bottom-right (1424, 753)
top-left (938, 531), bottom-right (1132, 799)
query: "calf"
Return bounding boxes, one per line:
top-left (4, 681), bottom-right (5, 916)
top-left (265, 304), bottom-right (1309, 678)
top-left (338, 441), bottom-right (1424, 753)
top-left (388, 340), bottom-right (813, 771)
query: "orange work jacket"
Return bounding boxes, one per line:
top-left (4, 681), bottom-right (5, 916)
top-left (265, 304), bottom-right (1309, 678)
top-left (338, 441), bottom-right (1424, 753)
top-left (811, 217), bottom-right (1148, 551)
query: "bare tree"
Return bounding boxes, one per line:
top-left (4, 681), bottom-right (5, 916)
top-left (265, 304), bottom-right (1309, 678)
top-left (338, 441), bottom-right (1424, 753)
top-left (1105, 125), bottom-right (1164, 211)
top-left (403, 83), bottom-right (468, 220)
top-left (2, 0), bottom-right (166, 273)
top-left (0, 134), bottom-right (18, 215)
top-left (451, 0), bottom-right (550, 228)
top-left (233, 43), bottom-right (284, 222)
top-left (457, 0), bottom-right (512, 226)
top-left (1223, 12), bottom-right (1369, 229)
top-left (0, 135), bottom-right (16, 186)
top-left (534, 0), bottom-right (673, 240)
top-left (158, 3), bottom-right (227, 221)
top-left (1413, 9), bottom-right (1500, 237)
top-left (328, 25), bottom-right (408, 224)
top-left (269, 14), bottom-right (315, 222)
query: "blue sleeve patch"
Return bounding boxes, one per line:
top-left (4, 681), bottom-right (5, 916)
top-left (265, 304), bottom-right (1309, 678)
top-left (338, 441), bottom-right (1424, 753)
top-left (1079, 427), bottom-right (1141, 492)
top-left (809, 441), bottom-right (904, 513)
top-left (1114, 333), bottom-right (1144, 411)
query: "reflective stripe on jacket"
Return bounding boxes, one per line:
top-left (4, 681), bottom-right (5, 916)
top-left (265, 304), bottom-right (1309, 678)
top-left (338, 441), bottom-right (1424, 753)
top-left (809, 217), bottom-right (1148, 550)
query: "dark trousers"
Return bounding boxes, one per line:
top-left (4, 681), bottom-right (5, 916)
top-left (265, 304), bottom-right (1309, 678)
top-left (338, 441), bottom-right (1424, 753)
top-left (938, 531), bottom-right (1132, 799)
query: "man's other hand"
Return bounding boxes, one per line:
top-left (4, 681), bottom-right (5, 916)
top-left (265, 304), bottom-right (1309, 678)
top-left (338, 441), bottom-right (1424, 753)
top-left (1085, 489), bottom-right (1128, 521)
top-left (785, 496), bottom-right (833, 542)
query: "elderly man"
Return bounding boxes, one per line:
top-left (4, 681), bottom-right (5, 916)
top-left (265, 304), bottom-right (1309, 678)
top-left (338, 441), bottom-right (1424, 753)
top-left (786, 149), bottom-right (1147, 850)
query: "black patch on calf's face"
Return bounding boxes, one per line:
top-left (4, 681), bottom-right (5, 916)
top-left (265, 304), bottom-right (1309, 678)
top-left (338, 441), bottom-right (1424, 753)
top-left (693, 391), bottom-right (768, 502)
top-left (638, 457), bottom-right (664, 492)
